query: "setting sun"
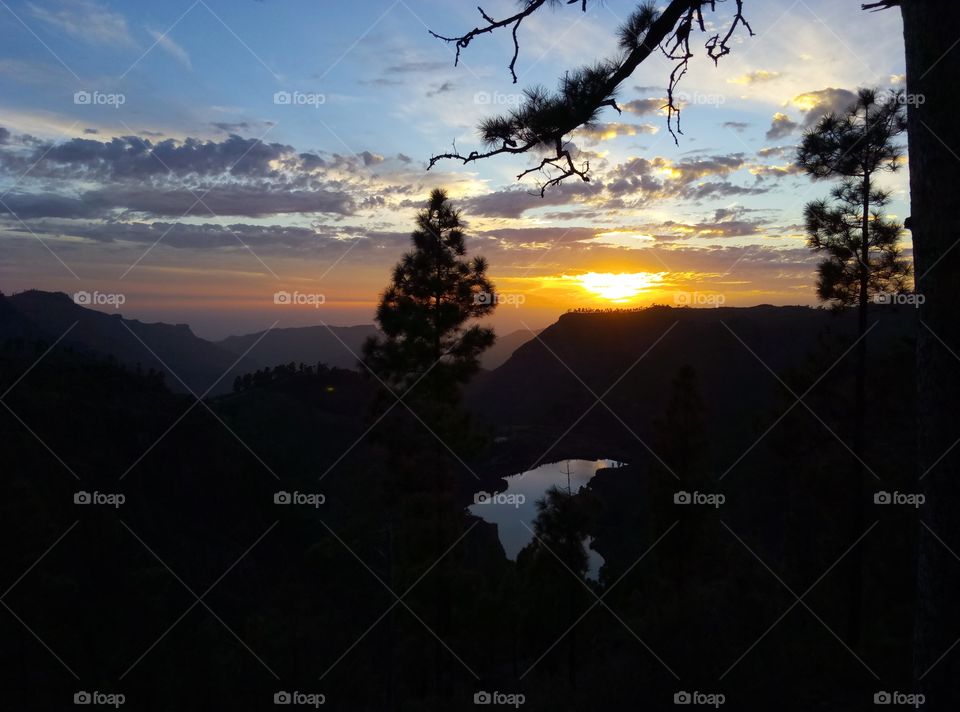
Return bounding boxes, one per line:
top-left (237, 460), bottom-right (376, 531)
top-left (576, 272), bottom-right (666, 302)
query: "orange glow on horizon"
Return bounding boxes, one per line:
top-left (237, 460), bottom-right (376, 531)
top-left (575, 271), bottom-right (667, 303)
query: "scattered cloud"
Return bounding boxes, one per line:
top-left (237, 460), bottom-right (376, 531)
top-left (576, 122), bottom-right (659, 143)
top-left (723, 121), bottom-right (751, 133)
top-left (757, 146), bottom-right (792, 158)
top-left (766, 112), bottom-right (799, 140)
top-left (790, 87), bottom-right (858, 127)
top-left (426, 81), bottom-right (455, 97)
top-left (729, 70), bottom-right (783, 85)
top-left (28, 0), bottom-right (136, 47)
top-left (622, 98), bottom-right (667, 116)
top-left (148, 29), bottom-right (192, 70)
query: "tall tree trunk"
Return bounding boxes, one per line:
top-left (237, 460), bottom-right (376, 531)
top-left (900, 4), bottom-right (960, 708)
top-left (845, 172), bottom-right (872, 649)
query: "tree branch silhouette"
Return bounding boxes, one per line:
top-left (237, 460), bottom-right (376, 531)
top-left (428, 0), bottom-right (753, 194)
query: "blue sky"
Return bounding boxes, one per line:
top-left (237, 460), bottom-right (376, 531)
top-left (0, 0), bottom-right (909, 337)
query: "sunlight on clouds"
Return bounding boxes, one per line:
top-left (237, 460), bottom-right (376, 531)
top-left (592, 231), bottom-right (655, 249)
top-left (728, 70), bottom-right (782, 85)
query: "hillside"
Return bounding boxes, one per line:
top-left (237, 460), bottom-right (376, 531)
top-left (216, 324), bottom-right (378, 371)
top-left (0, 290), bottom-right (256, 395)
top-left (467, 305), bottom-right (918, 477)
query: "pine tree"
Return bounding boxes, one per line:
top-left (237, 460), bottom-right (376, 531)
top-left (363, 188), bottom-right (496, 429)
top-left (797, 88), bottom-right (908, 649)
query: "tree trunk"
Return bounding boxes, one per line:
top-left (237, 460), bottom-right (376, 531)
top-left (900, 4), bottom-right (960, 709)
top-left (844, 172), bottom-right (872, 649)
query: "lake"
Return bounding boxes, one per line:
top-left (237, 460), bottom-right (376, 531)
top-left (469, 458), bottom-right (625, 579)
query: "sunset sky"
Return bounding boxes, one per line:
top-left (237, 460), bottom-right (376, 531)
top-left (0, 0), bottom-right (909, 338)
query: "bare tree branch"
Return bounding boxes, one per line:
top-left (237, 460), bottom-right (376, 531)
top-left (429, 0), bottom-right (562, 84)
top-left (428, 0), bottom-right (753, 194)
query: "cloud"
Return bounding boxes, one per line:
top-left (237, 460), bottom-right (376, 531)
top-left (576, 122), bottom-right (658, 143)
top-left (0, 130), bottom-right (395, 220)
top-left (723, 121), bottom-right (750, 132)
top-left (385, 61), bottom-right (448, 74)
top-left (148, 29), bottom-right (192, 70)
top-left (749, 164), bottom-right (802, 179)
top-left (360, 78), bottom-right (403, 87)
top-left (622, 98), bottom-right (667, 116)
top-left (464, 182), bottom-right (601, 219)
top-left (426, 81), bottom-right (455, 97)
top-left (790, 87), bottom-right (858, 127)
top-left (480, 226), bottom-right (601, 245)
top-left (766, 112), bottom-right (799, 140)
top-left (0, 192), bottom-right (104, 219)
top-left (757, 146), bottom-right (792, 158)
top-left (603, 153), bottom-right (768, 205)
top-left (728, 70), bottom-right (782, 85)
top-left (359, 151), bottom-right (384, 167)
top-left (6, 133), bottom-right (303, 181)
top-left (28, 0), bottom-right (135, 47)
top-left (211, 122), bottom-right (251, 134)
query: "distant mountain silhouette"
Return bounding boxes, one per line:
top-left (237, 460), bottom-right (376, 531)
top-left (0, 290), bottom-right (256, 395)
top-left (467, 304), bottom-right (917, 476)
top-left (216, 324), bottom-right (537, 372)
top-left (216, 324), bottom-right (378, 371)
top-left (480, 327), bottom-right (538, 370)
